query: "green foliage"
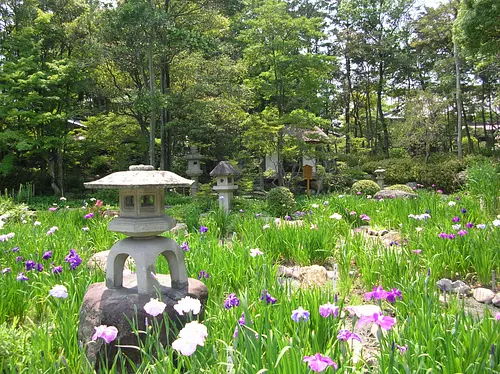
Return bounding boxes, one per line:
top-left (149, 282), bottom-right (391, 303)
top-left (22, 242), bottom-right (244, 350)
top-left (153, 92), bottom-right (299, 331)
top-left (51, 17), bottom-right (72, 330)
top-left (386, 184), bottom-right (414, 193)
top-left (0, 321), bottom-right (30, 370)
top-left (413, 159), bottom-right (464, 193)
top-left (267, 187), bottom-right (296, 217)
top-left (0, 196), bottom-right (32, 223)
top-left (351, 179), bottom-right (380, 196)
top-left (466, 160), bottom-right (500, 216)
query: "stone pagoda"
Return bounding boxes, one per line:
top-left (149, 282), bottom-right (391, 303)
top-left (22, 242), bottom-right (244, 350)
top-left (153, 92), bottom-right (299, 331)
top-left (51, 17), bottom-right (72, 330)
top-left (185, 146), bottom-right (203, 195)
top-left (78, 165), bottom-right (208, 369)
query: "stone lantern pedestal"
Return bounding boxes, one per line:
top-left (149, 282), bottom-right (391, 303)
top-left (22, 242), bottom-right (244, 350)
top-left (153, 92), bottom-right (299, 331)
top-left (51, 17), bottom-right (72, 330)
top-left (78, 165), bottom-right (208, 370)
top-left (210, 161), bottom-right (239, 212)
top-left (374, 168), bottom-right (386, 189)
top-left (185, 146), bottom-right (203, 196)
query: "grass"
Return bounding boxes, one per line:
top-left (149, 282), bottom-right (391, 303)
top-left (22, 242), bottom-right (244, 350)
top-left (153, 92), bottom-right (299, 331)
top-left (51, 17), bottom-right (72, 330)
top-left (0, 178), bottom-right (499, 373)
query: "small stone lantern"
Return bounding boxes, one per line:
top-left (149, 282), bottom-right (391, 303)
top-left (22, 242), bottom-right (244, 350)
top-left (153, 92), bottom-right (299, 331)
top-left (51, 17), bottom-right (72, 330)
top-left (375, 168), bottom-right (386, 189)
top-left (78, 165), bottom-right (208, 369)
top-left (185, 146), bottom-right (203, 195)
top-left (210, 161), bottom-right (239, 212)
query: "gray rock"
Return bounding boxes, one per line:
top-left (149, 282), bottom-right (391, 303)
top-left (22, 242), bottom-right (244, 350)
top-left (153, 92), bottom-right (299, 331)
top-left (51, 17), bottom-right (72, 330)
top-left (436, 278), bottom-right (453, 292)
top-left (78, 274), bottom-right (208, 371)
top-left (472, 288), bottom-right (495, 304)
top-left (374, 189), bottom-right (418, 199)
top-left (492, 292), bottom-right (500, 307)
top-left (299, 265), bottom-right (328, 288)
top-left (450, 280), bottom-right (471, 295)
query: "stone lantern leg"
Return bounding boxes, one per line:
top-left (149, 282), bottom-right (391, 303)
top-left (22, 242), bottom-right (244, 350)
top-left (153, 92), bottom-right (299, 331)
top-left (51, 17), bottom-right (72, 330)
top-left (78, 165), bottom-right (208, 370)
top-left (185, 146), bottom-right (203, 196)
top-left (375, 168), bottom-right (386, 189)
top-left (210, 161), bottom-right (239, 212)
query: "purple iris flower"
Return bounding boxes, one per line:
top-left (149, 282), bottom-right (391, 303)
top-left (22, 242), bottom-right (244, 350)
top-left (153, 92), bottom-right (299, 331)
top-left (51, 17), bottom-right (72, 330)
top-left (11, 246), bottom-right (20, 253)
top-left (337, 329), bottom-right (361, 342)
top-left (84, 212), bottom-right (94, 219)
top-left (199, 225), bottom-right (208, 233)
top-left (35, 263), bottom-right (43, 272)
top-left (224, 293), bottom-right (240, 309)
top-left (465, 222), bottom-right (474, 229)
top-left (16, 272), bottom-right (29, 281)
top-left (52, 266), bottom-right (63, 274)
top-left (25, 260), bottom-right (36, 271)
top-left (386, 288), bottom-right (403, 303)
top-left (198, 270), bottom-right (210, 280)
top-left (457, 230), bottom-right (468, 236)
top-left (365, 286), bottom-right (389, 301)
top-left (452, 216), bottom-right (461, 223)
top-left (64, 249), bottom-right (82, 270)
top-left (15, 256), bottom-right (24, 263)
top-left (461, 208), bottom-right (467, 214)
top-left (260, 290), bottom-right (276, 305)
top-left (42, 250), bottom-right (53, 260)
top-left (319, 303), bottom-right (339, 318)
top-left (2, 268), bottom-right (11, 275)
top-left (291, 307), bottom-right (310, 322)
top-left (180, 242), bottom-right (190, 252)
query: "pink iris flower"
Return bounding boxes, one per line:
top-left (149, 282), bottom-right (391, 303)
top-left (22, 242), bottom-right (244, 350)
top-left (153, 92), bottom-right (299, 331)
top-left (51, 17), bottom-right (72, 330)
top-left (357, 312), bottom-right (396, 330)
top-left (303, 353), bottom-right (338, 372)
top-left (92, 325), bottom-right (118, 344)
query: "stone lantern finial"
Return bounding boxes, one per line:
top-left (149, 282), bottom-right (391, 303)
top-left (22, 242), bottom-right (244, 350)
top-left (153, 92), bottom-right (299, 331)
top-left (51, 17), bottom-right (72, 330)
top-left (210, 161), bottom-right (239, 212)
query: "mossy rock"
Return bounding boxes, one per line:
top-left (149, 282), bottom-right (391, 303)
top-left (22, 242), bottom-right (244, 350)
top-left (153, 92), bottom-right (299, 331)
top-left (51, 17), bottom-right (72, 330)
top-left (386, 184), bottom-right (414, 194)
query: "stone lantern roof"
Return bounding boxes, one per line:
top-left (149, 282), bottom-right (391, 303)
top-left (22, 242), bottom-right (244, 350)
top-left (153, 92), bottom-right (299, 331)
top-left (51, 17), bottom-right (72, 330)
top-left (84, 165), bottom-right (194, 189)
top-left (209, 161), bottom-right (240, 177)
top-left (185, 146), bottom-right (202, 161)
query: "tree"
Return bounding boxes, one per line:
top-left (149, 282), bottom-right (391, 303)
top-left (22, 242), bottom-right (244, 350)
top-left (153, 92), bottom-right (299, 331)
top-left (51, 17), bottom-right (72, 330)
top-left (239, 0), bottom-right (331, 185)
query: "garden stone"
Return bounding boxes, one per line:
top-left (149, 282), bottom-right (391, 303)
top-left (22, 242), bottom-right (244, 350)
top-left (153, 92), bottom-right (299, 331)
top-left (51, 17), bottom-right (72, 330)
top-left (450, 280), bottom-right (471, 295)
top-left (374, 189), bottom-right (418, 199)
top-left (344, 305), bottom-right (382, 318)
top-left (170, 222), bottom-right (188, 235)
top-left (299, 265), bottom-right (328, 288)
top-left (472, 288), bottom-right (495, 304)
top-left (79, 274), bottom-right (208, 371)
top-left (277, 265), bottom-right (300, 280)
top-left (491, 292), bottom-right (500, 307)
top-left (436, 278), bottom-right (453, 292)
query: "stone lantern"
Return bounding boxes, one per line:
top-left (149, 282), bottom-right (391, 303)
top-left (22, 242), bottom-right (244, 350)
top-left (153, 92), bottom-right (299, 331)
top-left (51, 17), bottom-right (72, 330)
top-left (375, 168), bottom-right (386, 189)
top-left (78, 165), bottom-right (208, 369)
top-left (210, 161), bottom-right (239, 212)
top-left (185, 146), bottom-right (203, 195)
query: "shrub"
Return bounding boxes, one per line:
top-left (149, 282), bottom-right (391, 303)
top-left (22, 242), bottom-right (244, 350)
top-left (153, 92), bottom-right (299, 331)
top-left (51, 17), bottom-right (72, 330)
top-left (0, 321), bottom-right (30, 370)
top-left (267, 187), bottom-right (296, 217)
top-left (351, 180), bottom-right (380, 196)
top-left (414, 159), bottom-right (465, 193)
top-left (386, 184), bottom-right (414, 193)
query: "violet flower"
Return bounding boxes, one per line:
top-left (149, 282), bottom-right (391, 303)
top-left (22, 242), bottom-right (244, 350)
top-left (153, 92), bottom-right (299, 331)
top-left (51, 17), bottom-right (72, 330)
top-left (65, 249), bottom-right (82, 270)
top-left (337, 329), bottom-right (361, 342)
top-left (180, 242), bottom-right (190, 252)
top-left (291, 307), bottom-right (310, 322)
top-left (319, 302), bottom-right (339, 318)
top-left (224, 293), bottom-right (240, 309)
top-left (260, 290), bottom-right (276, 305)
top-left (42, 250), bottom-right (53, 260)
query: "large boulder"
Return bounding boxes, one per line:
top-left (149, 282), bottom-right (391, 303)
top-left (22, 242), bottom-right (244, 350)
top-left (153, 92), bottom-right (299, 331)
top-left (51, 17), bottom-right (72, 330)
top-left (78, 274), bottom-right (208, 371)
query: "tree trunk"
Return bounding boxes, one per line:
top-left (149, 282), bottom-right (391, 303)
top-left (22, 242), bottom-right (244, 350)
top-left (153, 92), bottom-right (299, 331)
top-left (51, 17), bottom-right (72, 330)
top-left (462, 105), bottom-right (473, 153)
top-left (345, 53), bottom-right (352, 154)
top-left (454, 38), bottom-right (463, 160)
top-left (377, 60), bottom-right (388, 158)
